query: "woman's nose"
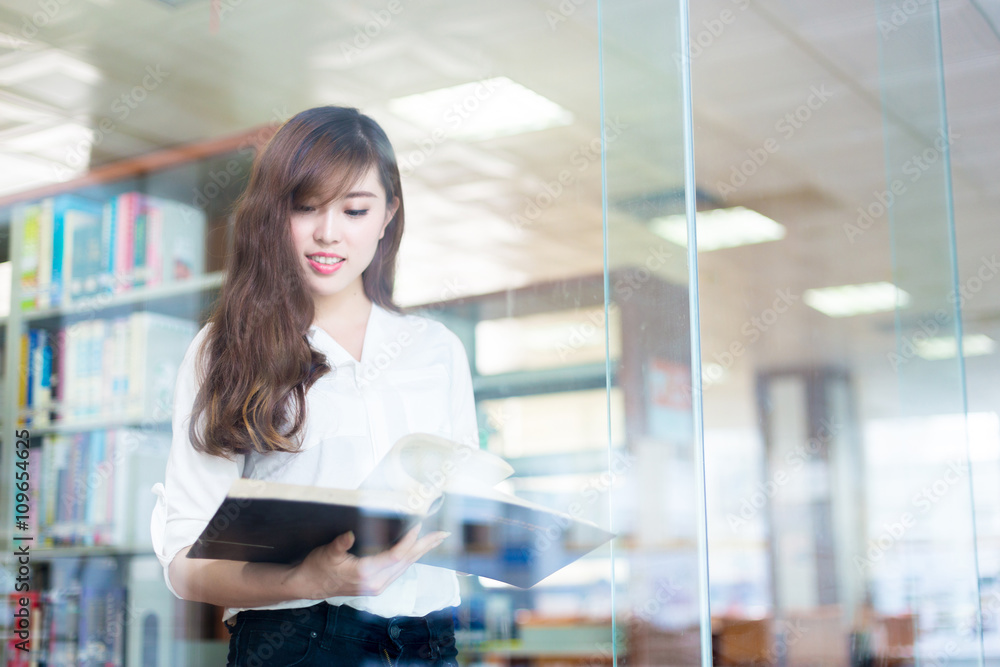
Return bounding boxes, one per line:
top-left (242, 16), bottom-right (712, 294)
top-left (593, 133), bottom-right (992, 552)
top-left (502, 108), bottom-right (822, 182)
top-left (314, 209), bottom-right (341, 243)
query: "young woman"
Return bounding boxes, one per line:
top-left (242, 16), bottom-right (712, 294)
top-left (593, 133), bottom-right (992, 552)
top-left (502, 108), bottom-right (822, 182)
top-left (150, 106), bottom-right (479, 666)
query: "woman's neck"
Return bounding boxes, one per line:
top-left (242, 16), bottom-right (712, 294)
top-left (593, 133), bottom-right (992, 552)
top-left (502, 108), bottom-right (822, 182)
top-left (313, 289), bottom-right (372, 330)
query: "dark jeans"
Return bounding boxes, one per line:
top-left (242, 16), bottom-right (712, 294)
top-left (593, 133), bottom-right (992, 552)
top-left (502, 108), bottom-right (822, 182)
top-left (224, 601), bottom-right (459, 666)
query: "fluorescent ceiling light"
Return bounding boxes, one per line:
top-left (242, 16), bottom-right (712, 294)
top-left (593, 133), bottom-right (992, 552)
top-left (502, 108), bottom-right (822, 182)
top-left (388, 76), bottom-right (573, 141)
top-left (0, 153), bottom-right (80, 197)
top-left (650, 206), bottom-right (786, 251)
top-left (804, 281), bottom-right (911, 317)
top-left (0, 99), bottom-right (54, 124)
top-left (3, 122), bottom-right (94, 152)
top-left (915, 335), bottom-right (995, 361)
top-left (0, 50), bottom-right (101, 86)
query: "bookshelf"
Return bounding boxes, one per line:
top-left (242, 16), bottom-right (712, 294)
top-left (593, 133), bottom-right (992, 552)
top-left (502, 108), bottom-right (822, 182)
top-left (0, 126), bottom-right (274, 666)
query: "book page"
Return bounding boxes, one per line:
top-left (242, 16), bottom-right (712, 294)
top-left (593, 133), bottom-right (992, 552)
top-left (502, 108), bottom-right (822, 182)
top-left (359, 433), bottom-right (515, 513)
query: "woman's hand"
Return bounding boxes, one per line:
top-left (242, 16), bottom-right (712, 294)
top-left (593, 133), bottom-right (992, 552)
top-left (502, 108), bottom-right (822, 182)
top-left (289, 524), bottom-right (449, 599)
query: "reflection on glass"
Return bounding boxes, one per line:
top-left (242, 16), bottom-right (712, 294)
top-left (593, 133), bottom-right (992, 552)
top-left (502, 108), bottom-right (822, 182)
top-left (476, 307), bottom-right (622, 375)
top-left (695, 0), bottom-right (989, 665)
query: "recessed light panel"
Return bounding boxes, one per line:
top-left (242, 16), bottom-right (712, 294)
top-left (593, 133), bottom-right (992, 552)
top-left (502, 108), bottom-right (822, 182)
top-left (804, 282), bottom-right (911, 317)
top-left (915, 335), bottom-right (995, 360)
top-left (650, 206), bottom-right (786, 251)
top-left (388, 76), bottom-right (573, 141)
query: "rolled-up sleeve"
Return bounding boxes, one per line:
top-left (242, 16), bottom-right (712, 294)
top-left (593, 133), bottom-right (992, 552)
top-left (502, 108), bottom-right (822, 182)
top-left (446, 329), bottom-right (480, 450)
top-left (150, 324), bottom-right (244, 599)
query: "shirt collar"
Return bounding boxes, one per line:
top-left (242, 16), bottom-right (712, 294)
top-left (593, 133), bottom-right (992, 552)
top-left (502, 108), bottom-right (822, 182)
top-left (307, 301), bottom-right (392, 368)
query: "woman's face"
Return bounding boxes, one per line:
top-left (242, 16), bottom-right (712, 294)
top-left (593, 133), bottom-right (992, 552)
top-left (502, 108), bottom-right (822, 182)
top-left (289, 167), bottom-right (398, 308)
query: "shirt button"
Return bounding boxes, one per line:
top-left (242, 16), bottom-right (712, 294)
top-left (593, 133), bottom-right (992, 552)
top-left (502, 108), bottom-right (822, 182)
top-left (310, 631), bottom-right (318, 638)
top-left (389, 625), bottom-right (401, 639)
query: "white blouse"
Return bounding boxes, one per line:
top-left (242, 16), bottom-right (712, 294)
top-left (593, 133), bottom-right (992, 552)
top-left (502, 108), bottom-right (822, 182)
top-left (149, 302), bottom-right (480, 622)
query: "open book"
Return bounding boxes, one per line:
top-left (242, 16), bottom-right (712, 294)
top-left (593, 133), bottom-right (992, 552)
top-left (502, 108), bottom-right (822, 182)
top-left (186, 434), bottom-right (615, 588)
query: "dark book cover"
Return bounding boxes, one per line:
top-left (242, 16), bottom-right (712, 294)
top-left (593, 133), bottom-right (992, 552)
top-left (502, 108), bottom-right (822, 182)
top-left (186, 434), bottom-right (615, 588)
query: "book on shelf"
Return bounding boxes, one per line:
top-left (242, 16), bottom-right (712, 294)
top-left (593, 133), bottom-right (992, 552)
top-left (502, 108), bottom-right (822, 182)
top-left (30, 558), bottom-right (126, 667)
top-left (13, 192), bottom-right (206, 311)
top-left (20, 312), bottom-right (196, 426)
top-left (4, 590), bottom-right (42, 667)
top-left (36, 429), bottom-right (170, 548)
top-left (187, 433), bottom-right (615, 588)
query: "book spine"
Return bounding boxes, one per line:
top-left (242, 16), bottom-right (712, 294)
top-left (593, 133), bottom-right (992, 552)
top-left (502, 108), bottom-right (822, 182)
top-left (20, 204), bottom-right (40, 310)
top-left (98, 431), bottom-right (113, 545)
top-left (60, 203), bottom-right (74, 306)
top-left (26, 330), bottom-right (37, 426)
top-left (63, 324), bottom-right (76, 424)
top-left (102, 198), bottom-right (116, 296)
top-left (133, 194), bottom-right (148, 288)
top-left (101, 323), bottom-right (115, 421)
top-left (111, 429), bottom-right (130, 546)
top-left (27, 441), bottom-right (42, 543)
top-left (51, 198), bottom-right (65, 307)
top-left (20, 332), bottom-right (30, 427)
top-left (128, 314), bottom-right (144, 421)
top-left (113, 195), bottom-right (125, 294)
top-left (147, 199), bottom-right (163, 288)
top-left (75, 433), bottom-right (88, 544)
top-left (36, 330), bottom-right (52, 427)
top-left (127, 192), bottom-right (136, 289)
top-left (37, 198), bottom-right (54, 310)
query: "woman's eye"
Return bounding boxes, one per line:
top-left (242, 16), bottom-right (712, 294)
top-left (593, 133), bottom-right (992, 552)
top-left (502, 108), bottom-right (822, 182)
top-left (293, 204), bottom-right (316, 213)
top-left (346, 209), bottom-right (369, 217)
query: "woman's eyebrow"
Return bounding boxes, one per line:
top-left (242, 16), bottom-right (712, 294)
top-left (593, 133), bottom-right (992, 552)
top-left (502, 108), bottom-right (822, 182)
top-left (344, 190), bottom-right (377, 199)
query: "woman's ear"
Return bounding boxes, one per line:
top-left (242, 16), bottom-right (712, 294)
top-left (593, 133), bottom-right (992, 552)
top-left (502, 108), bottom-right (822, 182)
top-left (380, 196), bottom-right (400, 239)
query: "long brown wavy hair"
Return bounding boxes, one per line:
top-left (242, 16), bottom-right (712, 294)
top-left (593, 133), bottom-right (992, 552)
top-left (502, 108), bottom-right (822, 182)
top-left (189, 106), bottom-right (406, 459)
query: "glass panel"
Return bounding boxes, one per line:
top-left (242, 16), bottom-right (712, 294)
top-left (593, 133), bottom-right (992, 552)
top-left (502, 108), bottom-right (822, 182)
top-left (600, 0), bottom-right (708, 664)
top-left (690, 0), bottom-right (989, 665)
top-left (875, 0), bottom-right (983, 658)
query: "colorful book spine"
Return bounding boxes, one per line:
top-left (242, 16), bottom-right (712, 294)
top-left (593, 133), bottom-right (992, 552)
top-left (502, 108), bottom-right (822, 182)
top-left (18, 202), bottom-right (41, 310)
top-left (146, 201), bottom-right (163, 288)
top-left (19, 332), bottom-right (29, 427)
top-left (25, 331), bottom-right (36, 426)
top-left (132, 195), bottom-right (148, 288)
top-left (112, 193), bottom-right (136, 294)
top-left (36, 198), bottom-right (54, 309)
top-left (55, 195), bottom-right (104, 306)
top-left (101, 197), bottom-right (116, 296)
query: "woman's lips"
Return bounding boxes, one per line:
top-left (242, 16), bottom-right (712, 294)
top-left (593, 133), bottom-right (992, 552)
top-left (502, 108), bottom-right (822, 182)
top-left (307, 255), bottom-right (344, 275)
